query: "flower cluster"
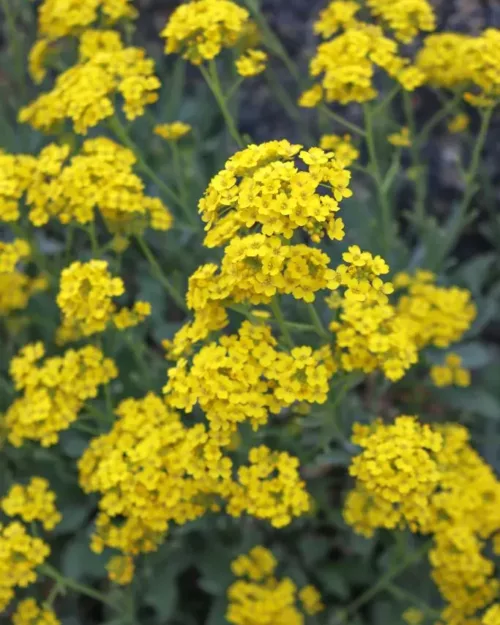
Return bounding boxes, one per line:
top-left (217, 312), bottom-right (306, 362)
top-left (5, 342), bottom-right (117, 446)
top-left (20, 30), bottom-right (160, 134)
top-left (2, 477), bottom-right (61, 530)
top-left (235, 49), bottom-right (268, 77)
top-left (416, 29), bottom-right (500, 107)
top-left (0, 273), bottom-right (48, 317)
top-left (319, 134), bottom-right (359, 166)
top-left (430, 353), bottom-right (470, 387)
top-left (57, 260), bottom-right (150, 339)
top-left (227, 546), bottom-right (324, 625)
top-left (1, 139), bottom-right (172, 233)
top-left (12, 598), bottom-right (60, 625)
top-left (0, 151), bottom-right (37, 223)
top-left (154, 122), bottom-right (192, 142)
top-left (345, 416), bottom-right (500, 625)
top-left (78, 393), bottom-right (309, 557)
top-left (106, 554), bottom-right (135, 585)
top-left (0, 239), bottom-right (30, 274)
top-left (366, 0), bottom-right (436, 43)
top-left (302, 1), bottom-right (429, 108)
top-left (0, 522), bottom-right (50, 612)
top-left (161, 0), bottom-right (262, 70)
top-left (165, 321), bottom-right (335, 441)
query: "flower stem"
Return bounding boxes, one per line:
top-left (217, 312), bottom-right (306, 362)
top-left (41, 564), bottom-right (119, 611)
top-left (320, 105), bottom-right (366, 138)
top-left (363, 103), bottom-right (393, 258)
top-left (270, 296), bottom-right (294, 349)
top-left (108, 116), bottom-right (200, 230)
top-left (402, 90), bottom-right (427, 229)
top-left (307, 302), bottom-right (328, 338)
top-left (136, 235), bottom-right (187, 312)
top-left (200, 61), bottom-right (245, 149)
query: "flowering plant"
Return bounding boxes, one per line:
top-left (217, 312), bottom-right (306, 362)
top-left (1, 1), bottom-right (500, 624)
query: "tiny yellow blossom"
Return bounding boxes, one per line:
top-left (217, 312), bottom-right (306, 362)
top-left (235, 49), bottom-right (268, 77)
top-left (12, 598), bottom-right (60, 625)
top-left (388, 126), bottom-right (411, 147)
top-left (447, 113), bottom-right (470, 134)
top-left (2, 477), bottom-right (61, 530)
top-left (154, 122), bottom-right (192, 141)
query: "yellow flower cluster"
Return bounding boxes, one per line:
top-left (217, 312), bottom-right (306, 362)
top-left (430, 353), bottom-right (470, 387)
top-left (6, 342), bottom-right (117, 447)
top-left (2, 477), bottom-right (61, 530)
top-left (484, 605), bottom-right (500, 625)
top-left (1, 139), bottom-right (172, 233)
top-left (227, 546), bottom-right (324, 625)
top-left (0, 273), bottom-right (48, 317)
top-left (345, 416), bottom-right (500, 625)
top-left (154, 122), bottom-right (192, 142)
top-left (330, 267), bottom-right (475, 381)
top-left (366, 0), bottom-right (436, 43)
top-left (416, 29), bottom-right (500, 107)
top-left (12, 598), bottom-right (60, 625)
top-left (447, 113), bottom-right (470, 134)
top-left (30, 0), bottom-right (137, 82)
top-left (304, 3), bottom-right (427, 107)
top-left (0, 239), bottom-right (30, 274)
top-left (0, 522), bottom-right (50, 612)
top-left (162, 0), bottom-right (252, 65)
top-left (20, 30), bottom-right (160, 134)
top-left (57, 260), bottom-right (151, 339)
top-left (106, 554), bottom-right (135, 585)
top-left (163, 140), bottom-right (351, 356)
top-left (0, 151), bottom-right (37, 223)
top-left (165, 321), bottom-right (334, 440)
top-left (319, 134), bottom-right (359, 166)
top-left (235, 49), bottom-right (268, 77)
top-left (79, 393), bottom-right (309, 556)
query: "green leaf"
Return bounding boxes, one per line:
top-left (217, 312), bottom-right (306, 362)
top-left (61, 532), bottom-right (108, 581)
top-left (144, 570), bottom-right (179, 621)
top-left (437, 387), bottom-right (500, 420)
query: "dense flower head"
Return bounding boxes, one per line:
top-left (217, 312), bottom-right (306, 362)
top-left (345, 416), bottom-right (500, 625)
top-left (0, 152), bottom-right (37, 223)
top-left (1, 140), bottom-right (172, 232)
top-left (164, 321), bottom-right (335, 441)
top-left (154, 122), bottom-right (192, 141)
top-left (2, 477), bottom-right (61, 530)
top-left (417, 29), bottom-right (500, 106)
top-left (12, 598), bottom-right (60, 625)
top-left (0, 239), bottom-right (30, 274)
top-left (0, 273), bottom-right (48, 317)
top-left (161, 0), bottom-right (253, 65)
top-left (394, 270), bottom-right (476, 349)
top-left (6, 342), bottom-right (117, 446)
top-left (366, 0), bottom-right (436, 43)
top-left (319, 134), bottom-right (359, 166)
top-left (314, 1), bottom-right (360, 39)
top-left (57, 260), bottom-right (151, 339)
top-left (79, 393), bottom-right (310, 555)
top-left (198, 141), bottom-right (351, 247)
top-left (227, 546), bottom-right (323, 625)
top-left (20, 30), bottom-right (160, 134)
top-left (235, 49), bottom-right (268, 77)
top-left (0, 522), bottom-right (50, 612)
top-left (430, 353), bottom-right (470, 387)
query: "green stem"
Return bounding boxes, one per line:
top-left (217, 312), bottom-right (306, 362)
top-left (320, 105), bottom-right (366, 137)
top-left (108, 117), bottom-right (199, 230)
top-left (385, 583), bottom-right (442, 620)
top-left (270, 297), bottom-right (294, 349)
top-left (123, 331), bottom-right (155, 388)
top-left (432, 106), bottom-right (493, 268)
top-left (335, 540), bottom-right (433, 625)
top-left (416, 90), bottom-right (464, 147)
top-left (307, 302), bottom-right (328, 338)
top-left (363, 103), bottom-right (392, 258)
top-left (200, 62), bottom-right (245, 148)
top-left (86, 222), bottom-right (99, 257)
top-left (0, 0), bottom-right (26, 101)
top-left (170, 142), bottom-right (190, 209)
top-left (402, 91), bottom-right (427, 228)
top-left (41, 564), bottom-right (119, 610)
top-left (136, 235), bottom-right (188, 312)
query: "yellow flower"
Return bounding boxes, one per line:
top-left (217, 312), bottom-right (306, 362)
top-left (366, 0), bottom-right (436, 43)
top-left (388, 126), bottom-right (411, 147)
top-left (0, 240), bottom-right (30, 274)
top-left (403, 608), bottom-right (425, 625)
top-left (235, 49), bottom-right (268, 77)
top-left (154, 122), bottom-right (192, 141)
top-left (298, 85), bottom-right (323, 108)
top-left (107, 555), bottom-right (135, 585)
top-left (161, 0), bottom-right (253, 65)
top-left (2, 477), bottom-right (61, 530)
top-left (0, 522), bottom-right (50, 612)
top-left (314, 1), bottom-right (360, 39)
top-left (12, 598), bottom-right (60, 625)
top-left (320, 134), bottom-right (359, 166)
top-left (430, 353), bottom-right (471, 388)
top-left (299, 585), bottom-right (324, 615)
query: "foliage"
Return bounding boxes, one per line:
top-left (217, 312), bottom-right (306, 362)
top-left (1, 1), bottom-right (500, 625)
